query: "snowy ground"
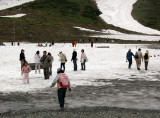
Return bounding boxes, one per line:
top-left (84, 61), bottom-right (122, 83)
top-left (0, 43), bottom-right (160, 93)
top-left (95, 0), bottom-right (160, 35)
top-left (0, 43), bottom-right (160, 112)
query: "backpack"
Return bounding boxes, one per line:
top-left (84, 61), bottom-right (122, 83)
top-left (134, 52), bottom-right (138, 59)
top-left (144, 53), bottom-right (148, 60)
top-left (59, 73), bottom-right (69, 88)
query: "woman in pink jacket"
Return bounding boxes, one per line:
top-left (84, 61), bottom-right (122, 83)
top-left (21, 62), bottom-right (32, 84)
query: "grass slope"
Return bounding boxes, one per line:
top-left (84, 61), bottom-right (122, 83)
top-left (132, 0), bottom-right (160, 31)
top-left (0, 0), bottom-right (138, 42)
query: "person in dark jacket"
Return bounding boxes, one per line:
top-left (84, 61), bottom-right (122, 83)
top-left (71, 49), bottom-right (77, 71)
top-left (20, 49), bottom-right (25, 69)
top-left (126, 49), bottom-right (134, 69)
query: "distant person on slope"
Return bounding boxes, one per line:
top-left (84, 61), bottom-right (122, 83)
top-left (20, 49), bottom-right (26, 69)
top-left (126, 49), bottom-right (134, 69)
top-left (34, 51), bottom-right (41, 74)
top-left (50, 68), bottom-right (71, 110)
top-left (21, 61), bottom-right (31, 84)
top-left (135, 48), bottom-right (143, 70)
top-left (143, 50), bottom-right (150, 70)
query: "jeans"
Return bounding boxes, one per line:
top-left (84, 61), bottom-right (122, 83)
top-left (49, 67), bottom-right (52, 76)
top-left (73, 60), bottom-right (77, 71)
top-left (145, 61), bottom-right (148, 70)
top-left (128, 59), bottom-right (132, 68)
top-left (81, 59), bottom-right (86, 70)
top-left (58, 88), bottom-right (67, 108)
top-left (61, 63), bottom-right (65, 71)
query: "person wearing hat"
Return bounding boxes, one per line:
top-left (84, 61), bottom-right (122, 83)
top-left (126, 49), bottom-right (134, 69)
top-left (58, 51), bottom-right (67, 71)
top-left (50, 68), bottom-right (71, 110)
top-left (143, 50), bottom-right (150, 70)
top-left (71, 49), bottom-right (77, 71)
top-left (135, 48), bottom-right (143, 70)
top-left (19, 49), bottom-right (25, 69)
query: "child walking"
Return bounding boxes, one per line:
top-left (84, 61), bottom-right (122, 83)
top-left (21, 62), bottom-right (32, 84)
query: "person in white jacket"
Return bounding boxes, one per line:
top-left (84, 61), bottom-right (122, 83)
top-left (80, 49), bottom-right (87, 70)
top-left (34, 51), bottom-right (41, 73)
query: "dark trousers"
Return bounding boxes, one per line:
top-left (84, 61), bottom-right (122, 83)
top-left (145, 61), bottom-right (148, 70)
top-left (128, 59), bottom-right (132, 68)
top-left (61, 63), bottom-right (65, 71)
top-left (44, 67), bottom-right (49, 79)
top-left (73, 60), bottom-right (77, 71)
top-left (58, 88), bottom-right (67, 108)
top-left (81, 59), bottom-right (86, 70)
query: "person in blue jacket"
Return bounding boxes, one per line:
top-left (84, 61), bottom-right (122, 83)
top-left (126, 49), bottom-right (134, 69)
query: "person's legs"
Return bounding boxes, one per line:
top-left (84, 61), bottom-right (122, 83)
top-left (58, 88), bottom-right (64, 108)
top-left (128, 59), bottom-right (132, 68)
top-left (26, 73), bottom-right (29, 84)
top-left (145, 61), bottom-right (148, 70)
top-left (38, 63), bottom-right (41, 73)
top-left (46, 67), bottom-right (49, 79)
top-left (61, 63), bottom-right (65, 71)
top-left (35, 63), bottom-right (38, 73)
top-left (73, 60), bottom-right (77, 71)
top-left (44, 68), bottom-right (47, 79)
top-left (84, 59), bottom-right (86, 70)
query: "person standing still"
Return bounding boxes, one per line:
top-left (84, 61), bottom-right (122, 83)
top-left (48, 52), bottom-right (54, 76)
top-left (58, 52), bottom-right (67, 71)
top-left (135, 48), bottom-right (143, 70)
top-left (80, 49), bottom-right (88, 70)
top-left (40, 51), bottom-right (50, 79)
top-left (126, 49), bottom-right (134, 69)
top-left (20, 49), bottom-right (25, 69)
top-left (34, 51), bottom-right (41, 73)
top-left (143, 50), bottom-right (150, 70)
top-left (71, 49), bottom-right (77, 71)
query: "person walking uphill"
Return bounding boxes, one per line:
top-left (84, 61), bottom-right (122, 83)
top-left (80, 49), bottom-right (88, 70)
top-left (126, 49), bottom-right (134, 69)
top-left (58, 52), bottom-right (67, 71)
top-left (20, 49), bottom-right (25, 69)
top-left (40, 51), bottom-right (50, 79)
top-left (71, 49), bottom-right (77, 71)
top-left (135, 48), bottom-right (143, 70)
top-left (21, 61), bottom-right (31, 84)
top-left (50, 68), bottom-right (71, 110)
top-left (143, 50), bottom-right (150, 70)
top-left (34, 51), bottom-right (41, 74)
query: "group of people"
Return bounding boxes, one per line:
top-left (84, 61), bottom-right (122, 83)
top-left (126, 48), bottom-right (150, 70)
top-left (72, 40), bottom-right (77, 47)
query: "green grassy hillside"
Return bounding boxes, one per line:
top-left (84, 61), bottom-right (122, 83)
top-left (0, 0), bottom-right (138, 42)
top-left (132, 0), bottom-right (160, 31)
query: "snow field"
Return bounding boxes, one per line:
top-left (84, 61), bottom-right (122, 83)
top-left (0, 43), bottom-right (160, 92)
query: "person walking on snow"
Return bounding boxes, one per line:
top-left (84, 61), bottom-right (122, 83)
top-left (21, 61), bottom-right (31, 84)
top-left (126, 49), bottom-right (134, 69)
top-left (34, 51), bottom-right (41, 73)
top-left (50, 68), bottom-right (71, 110)
top-left (80, 49), bottom-right (88, 70)
top-left (58, 52), bottom-right (67, 71)
top-left (71, 49), bottom-right (77, 71)
top-left (20, 49), bottom-right (25, 69)
top-left (135, 48), bottom-right (143, 70)
top-left (40, 51), bottom-right (50, 79)
top-left (143, 50), bottom-right (150, 70)
top-left (74, 41), bottom-right (77, 47)
top-left (48, 52), bottom-right (54, 76)
top-left (72, 41), bottom-right (74, 47)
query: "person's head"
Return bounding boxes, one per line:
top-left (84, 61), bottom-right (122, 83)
top-left (57, 68), bottom-right (64, 74)
top-left (21, 49), bottom-right (24, 53)
top-left (138, 48), bottom-right (141, 51)
top-left (146, 50), bottom-right (149, 53)
top-left (43, 51), bottom-right (47, 55)
top-left (81, 49), bottom-right (84, 53)
top-left (59, 51), bottom-right (62, 54)
top-left (128, 49), bottom-right (131, 52)
top-left (48, 52), bottom-right (51, 56)
top-left (24, 61), bottom-right (28, 66)
top-left (36, 51), bottom-right (39, 55)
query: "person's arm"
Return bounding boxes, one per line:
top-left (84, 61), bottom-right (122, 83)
top-left (28, 66), bottom-right (32, 72)
top-left (50, 74), bottom-right (59, 88)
